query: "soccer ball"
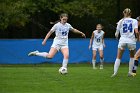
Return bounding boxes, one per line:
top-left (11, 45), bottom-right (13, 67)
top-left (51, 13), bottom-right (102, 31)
top-left (58, 67), bottom-right (68, 74)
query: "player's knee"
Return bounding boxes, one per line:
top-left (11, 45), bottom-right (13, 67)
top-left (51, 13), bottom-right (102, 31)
top-left (100, 56), bottom-right (104, 59)
top-left (93, 55), bottom-right (96, 59)
top-left (64, 55), bottom-right (69, 59)
top-left (46, 54), bottom-right (54, 59)
top-left (134, 55), bottom-right (139, 60)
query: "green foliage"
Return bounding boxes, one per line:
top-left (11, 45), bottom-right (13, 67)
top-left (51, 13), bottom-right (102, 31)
top-left (0, 0), bottom-right (117, 30)
top-left (0, 0), bottom-right (37, 29)
top-left (47, 0), bottom-right (97, 17)
top-left (46, 0), bottom-right (117, 17)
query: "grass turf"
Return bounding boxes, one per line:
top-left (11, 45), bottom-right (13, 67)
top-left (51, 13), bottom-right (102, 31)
top-left (0, 63), bottom-right (140, 93)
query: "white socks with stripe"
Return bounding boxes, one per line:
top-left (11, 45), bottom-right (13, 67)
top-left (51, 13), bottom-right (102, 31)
top-left (62, 59), bottom-right (68, 68)
top-left (36, 52), bottom-right (49, 58)
top-left (129, 58), bottom-right (134, 74)
top-left (113, 58), bottom-right (120, 75)
top-left (92, 59), bottom-right (96, 69)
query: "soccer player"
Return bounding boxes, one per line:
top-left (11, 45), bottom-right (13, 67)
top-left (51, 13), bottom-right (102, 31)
top-left (28, 13), bottom-right (86, 71)
top-left (132, 16), bottom-right (140, 76)
top-left (111, 8), bottom-right (139, 77)
top-left (89, 24), bottom-right (105, 69)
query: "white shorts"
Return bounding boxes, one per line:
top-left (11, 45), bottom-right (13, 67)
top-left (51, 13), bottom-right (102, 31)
top-left (51, 37), bottom-right (68, 51)
top-left (92, 44), bottom-right (103, 51)
top-left (118, 43), bottom-right (136, 50)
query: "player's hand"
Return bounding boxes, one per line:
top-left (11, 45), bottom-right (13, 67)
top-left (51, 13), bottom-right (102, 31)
top-left (89, 45), bottom-right (91, 49)
top-left (81, 33), bottom-right (86, 38)
top-left (42, 41), bottom-right (46, 46)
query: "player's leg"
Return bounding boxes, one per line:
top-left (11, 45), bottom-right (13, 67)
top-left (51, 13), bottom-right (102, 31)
top-left (61, 47), bottom-right (69, 68)
top-left (128, 43), bottom-right (136, 76)
top-left (99, 46), bottom-right (104, 69)
top-left (99, 50), bottom-right (104, 69)
top-left (111, 48), bottom-right (124, 77)
top-left (92, 49), bottom-right (97, 69)
top-left (28, 47), bottom-right (58, 59)
top-left (111, 43), bottom-right (125, 77)
top-left (113, 49), bottom-right (124, 74)
top-left (46, 47), bottom-right (58, 58)
top-left (128, 50), bottom-right (135, 76)
top-left (132, 49), bottom-right (140, 74)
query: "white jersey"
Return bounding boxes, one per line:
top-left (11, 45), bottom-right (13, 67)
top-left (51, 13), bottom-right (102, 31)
top-left (51, 22), bottom-right (73, 39)
top-left (92, 30), bottom-right (104, 46)
top-left (50, 22), bottom-right (73, 50)
top-left (116, 18), bottom-right (138, 44)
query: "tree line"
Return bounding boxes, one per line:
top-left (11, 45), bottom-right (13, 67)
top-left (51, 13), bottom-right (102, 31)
top-left (0, 0), bottom-right (139, 38)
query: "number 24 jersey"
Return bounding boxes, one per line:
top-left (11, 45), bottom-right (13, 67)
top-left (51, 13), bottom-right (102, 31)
top-left (117, 18), bottom-right (138, 44)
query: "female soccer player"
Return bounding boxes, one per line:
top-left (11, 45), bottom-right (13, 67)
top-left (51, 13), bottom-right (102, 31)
top-left (28, 13), bottom-right (86, 72)
top-left (111, 8), bottom-right (139, 77)
top-left (132, 16), bottom-right (140, 76)
top-left (89, 24), bottom-right (105, 69)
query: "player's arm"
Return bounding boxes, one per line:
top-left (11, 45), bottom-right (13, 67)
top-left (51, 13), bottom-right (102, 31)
top-left (70, 28), bottom-right (86, 38)
top-left (134, 20), bottom-right (139, 41)
top-left (115, 26), bottom-right (120, 39)
top-left (138, 30), bottom-right (140, 41)
top-left (42, 30), bottom-right (54, 45)
top-left (115, 20), bottom-right (121, 39)
top-left (134, 28), bottom-right (139, 41)
top-left (102, 32), bottom-right (105, 47)
top-left (89, 32), bottom-right (94, 49)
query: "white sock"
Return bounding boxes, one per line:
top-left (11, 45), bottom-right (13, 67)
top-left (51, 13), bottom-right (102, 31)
top-left (62, 59), bottom-right (68, 68)
top-left (36, 52), bottom-right (48, 58)
top-left (100, 58), bottom-right (104, 66)
top-left (129, 58), bottom-right (134, 73)
top-left (113, 59), bottom-right (121, 75)
top-left (92, 59), bottom-right (96, 68)
top-left (133, 60), bottom-right (138, 71)
top-left (133, 66), bottom-right (137, 70)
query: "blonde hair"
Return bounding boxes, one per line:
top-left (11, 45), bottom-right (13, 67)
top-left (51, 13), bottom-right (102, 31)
top-left (123, 8), bottom-right (131, 17)
top-left (136, 16), bottom-right (140, 21)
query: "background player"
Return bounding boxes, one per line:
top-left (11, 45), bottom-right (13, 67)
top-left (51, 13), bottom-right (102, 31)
top-left (132, 16), bottom-right (140, 75)
top-left (89, 24), bottom-right (105, 69)
top-left (111, 8), bottom-right (139, 77)
top-left (28, 13), bottom-right (86, 72)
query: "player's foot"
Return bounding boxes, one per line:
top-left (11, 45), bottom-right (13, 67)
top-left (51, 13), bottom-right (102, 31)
top-left (111, 73), bottom-right (117, 77)
top-left (132, 73), bottom-right (136, 76)
top-left (93, 67), bottom-right (97, 69)
top-left (128, 72), bottom-right (136, 77)
top-left (28, 50), bottom-right (39, 56)
top-left (100, 65), bottom-right (103, 69)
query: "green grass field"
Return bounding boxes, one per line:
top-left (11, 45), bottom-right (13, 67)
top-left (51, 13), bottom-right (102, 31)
top-left (0, 63), bottom-right (140, 93)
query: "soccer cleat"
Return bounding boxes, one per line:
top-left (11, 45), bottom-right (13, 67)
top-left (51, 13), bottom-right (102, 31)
top-left (128, 73), bottom-right (136, 77)
top-left (127, 73), bottom-right (134, 77)
top-left (28, 50), bottom-right (39, 56)
top-left (132, 73), bottom-right (136, 76)
top-left (100, 65), bottom-right (103, 69)
top-left (111, 73), bottom-right (117, 77)
top-left (93, 67), bottom-right (97, 69)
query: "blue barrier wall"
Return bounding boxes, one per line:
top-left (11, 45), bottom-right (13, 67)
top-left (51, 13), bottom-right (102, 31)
top-left (0, 39), bottom-right (139, 64)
